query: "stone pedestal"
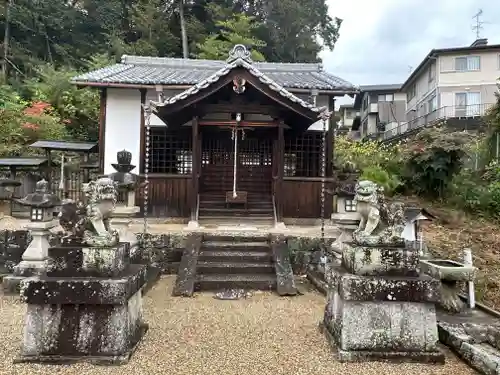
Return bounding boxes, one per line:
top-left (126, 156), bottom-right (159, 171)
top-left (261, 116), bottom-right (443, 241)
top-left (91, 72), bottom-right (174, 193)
top-left (321, 242), bottom-right (445, 363)
top-left (112, 205), bottom-right (140, 258)
top-left (15, 242), bottom-right (148, 365)
top-left (3, 220), bottom-right (57, 293)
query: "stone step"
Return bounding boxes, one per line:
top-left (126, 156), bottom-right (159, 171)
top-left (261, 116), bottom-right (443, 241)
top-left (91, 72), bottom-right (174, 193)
top-left (199, 215), bottom-right (274, 221)
top-left (197, 261), bottom-right (275, 275)
top-left (198, 250), bottom-right (273, 263)
top-left (199, 210), bottom-right (273, 218)
top-left (202, 234), bottom-right (270, 242)
top-left (195, 273), bottom-right (276, 291)
top-left (202, 240), bottom-right (270, 250)
top-left (199, 206), bottom-right (273, 213)
top-left (200, 194), bottom-right (272, 200)
top-left (200, 199), bottom-right (273, 205)
top-left (198, 217), bottom-right (274, 226)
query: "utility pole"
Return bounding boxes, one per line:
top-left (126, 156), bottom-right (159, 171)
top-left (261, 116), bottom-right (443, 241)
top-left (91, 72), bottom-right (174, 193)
top-left (2, 0), bottom-right (11, 82)
top-left (472, 9), bottom-right (484, 39)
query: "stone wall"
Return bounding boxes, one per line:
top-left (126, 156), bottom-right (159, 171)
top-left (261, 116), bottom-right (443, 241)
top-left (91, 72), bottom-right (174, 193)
top-left (135, 232), bottom-right (335, 276)
top-left (1, 230), bottom-right (334, 277)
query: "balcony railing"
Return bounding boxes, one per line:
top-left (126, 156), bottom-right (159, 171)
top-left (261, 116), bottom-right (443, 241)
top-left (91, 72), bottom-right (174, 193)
top-left (380, 103), bottom-right (495, 141)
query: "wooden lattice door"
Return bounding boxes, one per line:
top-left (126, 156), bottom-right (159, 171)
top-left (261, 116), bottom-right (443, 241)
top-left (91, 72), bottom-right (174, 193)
top-left (200, 128), bottom-right (273, 195)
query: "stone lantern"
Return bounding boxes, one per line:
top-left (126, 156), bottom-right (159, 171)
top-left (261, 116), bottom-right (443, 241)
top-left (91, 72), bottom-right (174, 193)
top-left (108, 150), bottom-right (141, 257)
top-left (3, 179), bottom-right (60, 292)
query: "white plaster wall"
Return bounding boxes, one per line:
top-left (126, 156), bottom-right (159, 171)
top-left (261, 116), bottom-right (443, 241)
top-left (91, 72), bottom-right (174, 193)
top-left (342, 117), bottom-right (354, 127)
top-left (438, 50), bottom-right (500, 85)
top-left (367, 114), bottom-right (377, 134)
top-left (439, 84), bottom-right (498, 107)
top-left (104, 89), bottom-right (142, 174)
top-left (405, 61), bottom-right (438, 113)
top-left (146, 89), bottom-right (168, 126)
top-left (394, 92), bottom-right (407, 101)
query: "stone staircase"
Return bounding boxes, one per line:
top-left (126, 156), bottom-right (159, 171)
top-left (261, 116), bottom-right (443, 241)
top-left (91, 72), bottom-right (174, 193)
top-left (198, 192), bottom-right (274, 227)
top-left (196, 234), bottom-right (276, 291)
top-left (172, 233), bottom-right (296, 296)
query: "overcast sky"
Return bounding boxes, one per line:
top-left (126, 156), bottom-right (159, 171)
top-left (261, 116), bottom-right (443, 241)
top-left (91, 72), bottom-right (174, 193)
top-left (321, 0), bottom-right (500, 106)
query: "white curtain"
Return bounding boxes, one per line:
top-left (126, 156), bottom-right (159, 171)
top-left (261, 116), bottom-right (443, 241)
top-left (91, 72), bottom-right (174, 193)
top-left (466, 92), bottom-right (481, 116)
top-left (467, 56), bottom-right (481, 71)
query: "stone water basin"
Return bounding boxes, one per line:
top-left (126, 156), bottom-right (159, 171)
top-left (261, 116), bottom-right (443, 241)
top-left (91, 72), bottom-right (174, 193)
top-left (420, 259), bottom-right (477, 282)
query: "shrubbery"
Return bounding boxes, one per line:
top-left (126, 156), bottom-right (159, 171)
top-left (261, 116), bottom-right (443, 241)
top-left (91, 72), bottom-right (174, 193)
top-left (336, 104), bottom-right (500, 219)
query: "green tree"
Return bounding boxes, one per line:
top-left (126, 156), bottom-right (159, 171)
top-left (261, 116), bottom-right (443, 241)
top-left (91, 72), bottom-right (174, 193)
top-left (21, 55), bottom-right (114, 142)
top-left (255, 0), bottom-right (342, 62)
top-left (196, 5), bottom-right (266, 61)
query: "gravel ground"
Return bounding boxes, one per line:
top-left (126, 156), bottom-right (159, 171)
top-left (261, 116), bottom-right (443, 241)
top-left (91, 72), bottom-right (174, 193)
top-left (0, 276), bottom-right (477, 375)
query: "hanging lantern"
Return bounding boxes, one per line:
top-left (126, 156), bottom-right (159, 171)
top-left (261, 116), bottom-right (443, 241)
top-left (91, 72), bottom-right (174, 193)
top-left (232, 77), bottom-right (246, 94)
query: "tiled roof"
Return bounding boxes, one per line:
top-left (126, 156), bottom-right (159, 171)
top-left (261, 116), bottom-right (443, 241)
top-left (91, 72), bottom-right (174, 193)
top-left (72, 50), bottom-right (357, 93)
top-left (150, 45), bottom-right (330, 116)
top-left (0, 157), bottom-right (48, 167)
top-left (30, 140), bottom-right (98, 152)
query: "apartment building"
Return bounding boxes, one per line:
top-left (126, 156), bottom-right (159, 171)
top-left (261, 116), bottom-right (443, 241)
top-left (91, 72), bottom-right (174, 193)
top-left (403, 38), bottom-right (500, 124)
top-left (338, 104), bottom-right (357, 127)
top-left (351, 84), bottom-right (407, 138)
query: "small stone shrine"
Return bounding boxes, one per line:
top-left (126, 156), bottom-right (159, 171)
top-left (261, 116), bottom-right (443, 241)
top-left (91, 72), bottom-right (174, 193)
top-left (320, 180), bottom-right (444, 363)
top-left (107, 150), bottom-right (141, 258)
top-left (3, 179), bottom-right (60, 293)
top-left (16, 177), bottom-right (148, 365)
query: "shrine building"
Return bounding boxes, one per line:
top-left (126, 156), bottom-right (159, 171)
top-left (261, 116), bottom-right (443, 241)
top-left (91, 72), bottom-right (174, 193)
top-left (72, 45), bottom-right (357, 226)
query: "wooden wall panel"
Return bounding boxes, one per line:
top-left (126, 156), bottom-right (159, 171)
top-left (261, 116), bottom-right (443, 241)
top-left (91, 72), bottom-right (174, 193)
top-left (282, 179), bottom-right (333, 218)
top-left (136, 175), bottom-right (191, 217)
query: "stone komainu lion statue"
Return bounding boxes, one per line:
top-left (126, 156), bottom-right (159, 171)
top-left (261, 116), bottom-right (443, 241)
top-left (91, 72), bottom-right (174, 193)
top-left (58, 177), bottom-right (119, 247)
top-left (352, 180), bottom-right (406, 245)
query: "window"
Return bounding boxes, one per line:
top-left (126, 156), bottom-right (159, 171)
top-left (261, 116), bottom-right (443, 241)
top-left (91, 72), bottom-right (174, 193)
top-left (345, 110), bottom-right (353, 119)
top-left (408, 83), bottom-right (416, 101)
top-left (428, 63), bottom-right (436, 82)
top-left (455, 92), bottom-right (481, 116)
top-left (378, 94), bottom-right (394, 102)
top-left (345, 199), bottom-right (357, 212)
top-left (362, 95), bottom-right (368, 111)
top-left (284, 133), bottom-right (323, 177)
top-left (454, 56), bottom-right (480, 71)
top-left (498, 54), bottom-right (500, 69)
top-left (149, 127), bottom-right (192, 174)
top-left (427, 95), bottom-right (437, 113)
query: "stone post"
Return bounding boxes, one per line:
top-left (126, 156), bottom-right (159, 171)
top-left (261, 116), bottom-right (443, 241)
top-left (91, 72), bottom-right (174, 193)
top-left (108, 150), bottom-right (141, 260)
top-left (3, 179), bottom-right (59, 293)
top-left (113, 191), bottom-right (140, 258)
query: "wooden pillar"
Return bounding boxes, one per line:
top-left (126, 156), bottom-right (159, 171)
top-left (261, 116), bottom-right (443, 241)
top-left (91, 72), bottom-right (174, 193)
top-left (191, 115), bottom-right (200, 221)
top-left (98, 88), bottom-right (107, 174)
top-left (277, 121), bottom-right (285, 221)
